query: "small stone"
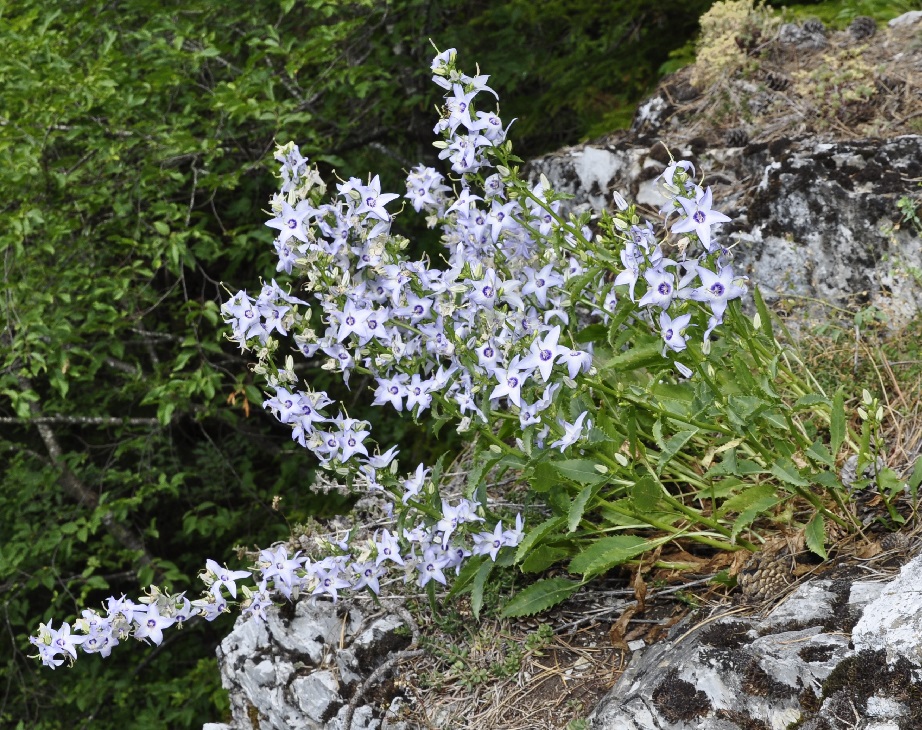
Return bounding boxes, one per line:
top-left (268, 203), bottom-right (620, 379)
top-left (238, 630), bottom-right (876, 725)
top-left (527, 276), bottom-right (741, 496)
top-left (849, 15), bottom-right (877, 40)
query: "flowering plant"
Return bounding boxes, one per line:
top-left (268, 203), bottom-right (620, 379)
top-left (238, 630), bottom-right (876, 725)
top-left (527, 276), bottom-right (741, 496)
top-left (32, 48), bottom-right (869, 668)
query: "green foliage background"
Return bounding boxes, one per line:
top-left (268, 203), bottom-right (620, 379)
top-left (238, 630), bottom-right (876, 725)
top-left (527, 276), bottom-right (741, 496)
top-left (0, 0), bottom-right (914, 727)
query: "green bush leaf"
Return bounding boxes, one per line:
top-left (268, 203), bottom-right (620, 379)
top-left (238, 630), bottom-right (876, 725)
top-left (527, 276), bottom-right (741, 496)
top-left (554, 459), bottom-right (608, 485)
top-left (471, 559), bottom-right (494, 620)
top-left (770, 458), bottom-right (810, 488)
top-left (501, 577), bottom-right (582, 618)
top-left (830, 389), bottom-right (846, 456)
top-left (568, 482), bottom-right (598, 533)
top-left (515, 516), bottom-right (566, 564)
top-left (805, 513), bottom-right (827, 559)
top-left (630, 476), bottom-right (660, 512)
top-left (521, 546), bottom-right (571, 573)
top-left (568, 535), bottom-right (649, 577)
top-left (657, 428), bottom-right (698, 475)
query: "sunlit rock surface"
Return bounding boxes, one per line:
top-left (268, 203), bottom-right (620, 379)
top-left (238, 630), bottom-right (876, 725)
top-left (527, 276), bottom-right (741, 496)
top-left (587, 556), bottom-right (922, 729)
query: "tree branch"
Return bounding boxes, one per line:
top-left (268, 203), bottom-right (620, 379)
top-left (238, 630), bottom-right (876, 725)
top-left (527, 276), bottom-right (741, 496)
top-left (0, 416), bottom-right (160, 426)
top-left (17, 376), bottom-right (156, 571)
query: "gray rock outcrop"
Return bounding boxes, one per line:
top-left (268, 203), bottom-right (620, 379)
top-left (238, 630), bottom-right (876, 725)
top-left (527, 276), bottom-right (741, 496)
top-left (527, 135), bottom-right (922, 330)
top-left (588, 554), bottom-right (922, 729)
top-left (205, 600), bottom-right (410, 730)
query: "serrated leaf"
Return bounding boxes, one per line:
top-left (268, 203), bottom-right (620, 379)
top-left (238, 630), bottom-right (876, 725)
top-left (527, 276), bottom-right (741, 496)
top-left (770, 458), bottom-right (810, 488)
top-left (501, 578), bottom-right (581, 618)
top-left (568, 535), bottom-right (649, 577)
top-left (729, 487), bottom-right (781, 541)
top-left (805, 513), bottom-right (827, 559)
top-left (806, 440), bottom-right (835, 468)
top-left (514, 516), bottom-right (566, 564)
top-left (568, 482), bottom-right (597, 533)
top-left (657, 428), bottom-right (698, 475)
top-left (793, 394), bottom-right (831, 411)
top-left (554, 459), bottom-right (608, 485)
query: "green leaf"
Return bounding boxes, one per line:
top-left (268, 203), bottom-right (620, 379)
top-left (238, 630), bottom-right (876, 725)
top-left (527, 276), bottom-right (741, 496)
top-left (501, 577), bottom-right (581, 618)
top-left (568, 535), bottom-right (649, 577)
top-left (514, 516), bottom-right (566, 564)
top-left (602, 339), bottom-right (664, 373)
top-left (630, 476), bottom-right (660, 512)
top-left (805, 513), bottom-right (827, 559)
top-left (753, 285), bottom-right (775, 341)
top-left (554, 459), bottom-right (608, 485)
top-left (793, 394), bottom-right (831, 411)
top-left (770, 458), bottom-right (810, 488)
top-left (153, 221), bottom-right (170, 235)
top-left (521, 546), bottom-right (570, 573)
top-left (657, 428), bottom-right (697, 475)
top-left (908, 457), bottom-right (922, 500)
top-left (471, 559), bottom-right (494, 620)
top-left (830, 389), bottom-right (845, 456)
top-left (530, 461), bottom-right (556, 493)
top-left (723, 484), bottom-right (781, 541)
top-left (568, 482), bottom-right (597, 533)
top-left (806, 440), bottom-right (835, 468)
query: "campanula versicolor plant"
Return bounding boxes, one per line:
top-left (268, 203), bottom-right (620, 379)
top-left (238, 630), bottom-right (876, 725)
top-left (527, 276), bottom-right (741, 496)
top-left (33, 47), bottom-right (879, 668)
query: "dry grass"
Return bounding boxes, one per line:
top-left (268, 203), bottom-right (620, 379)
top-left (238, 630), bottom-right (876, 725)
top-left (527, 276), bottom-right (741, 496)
top-left (647, 16), bottom-right (922, 147)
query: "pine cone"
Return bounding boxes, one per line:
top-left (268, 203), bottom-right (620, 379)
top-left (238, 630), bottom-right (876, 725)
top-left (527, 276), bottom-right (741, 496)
top-left (725, 128), bottom-right (750, 148)
top-left (802, 19), bottom-right (826, 35)
top-left (765, 71), bottom-right (791, 92)
top-left (880, 532), bottom-right (910, 553)
top-left (849, 16), bottom-right (876, 41)
top-left (737, 537), bottom-right (800, 602)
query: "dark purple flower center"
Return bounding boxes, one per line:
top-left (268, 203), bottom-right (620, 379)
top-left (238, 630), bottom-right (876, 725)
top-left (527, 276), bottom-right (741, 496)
top-left (147, 619), bottom-right (156, 629)
top-left (536, 278), bottom-right (545, 287)
top-left (413, 304), bottom-right (424, 314)
top-left (693, 211), bottom-right (706, 224)
top-left (365, 197), bottom-right (375, 207)
top-left (389, 386), bottom-right (399, 395)
top-left (348, 438), bottom-right (356, 447)
top-left (287, 218), bottom-right (297, 229)
top-left (658, 282), bottom-right (672, 296)
top-left (711, 283), bottom-right (725, 296)
top-left (508, 377), bottom-right (519, 388)
top-left (346, 316), bottom-right (355, 326)
top-left (484, 347), bottom-right (494, 357)
top-left (369, 319), bottom-right (378, 329)
top-left (497, 212), bottom-right (505, 221)
top-left (540, 349), bottom-right (552, 361)
top-left (482, 286), bottom-right (494, 297)
top-left (665, 329), bottom-right (674, 340)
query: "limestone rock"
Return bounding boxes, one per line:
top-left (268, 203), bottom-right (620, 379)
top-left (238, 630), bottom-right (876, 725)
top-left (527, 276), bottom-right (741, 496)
top-left (527, 135), bottom-right (922, 329)
top-left (206, 599), bottom-right (410, 730)
top-left (587, 557), bottom-right (922, 729)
